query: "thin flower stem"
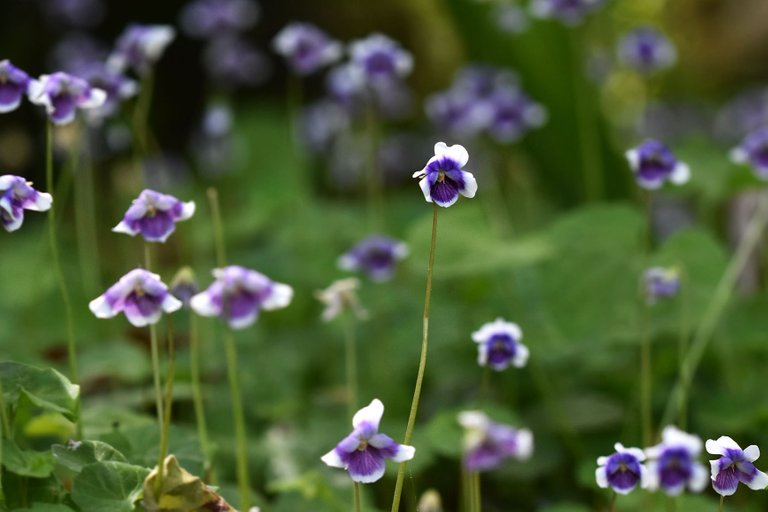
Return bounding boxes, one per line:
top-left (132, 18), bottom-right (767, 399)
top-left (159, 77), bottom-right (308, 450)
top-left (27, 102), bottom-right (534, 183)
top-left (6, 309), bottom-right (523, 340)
top-left (463, 468), bottom-right (473, 512)
top-left (471, 471), bottom-right (481, 512)
top-left (719, 495), bottom-right (724, 512)
top-left (155, 318), bottom-right (176, 495)
top-left (353, 481), bottom-right (362, 512)
top-left (132, 70), bottom-right (154, 181)
top-left (45, 121), bottom-right (82, 440)
top-left (189, 313), bottom-right (212, 478)
top-left (390, 204), bottom-right (439, 512)
top-left (677, 268), bottom-right (690, 430)
top-left (145, 244), bottom-right (165, 430)
top-left (343, 313), bottom-right (359, 418)
top-left (207, 188), bottom-right (227, 268)
top-left (640, 302), bottom-right (653, 447)
top-left (610, 491), bottom-right (617, 512)
top-left (660, 192), bottom-right (768, 428)
top-left (0, 380), bottom-right (5, 503)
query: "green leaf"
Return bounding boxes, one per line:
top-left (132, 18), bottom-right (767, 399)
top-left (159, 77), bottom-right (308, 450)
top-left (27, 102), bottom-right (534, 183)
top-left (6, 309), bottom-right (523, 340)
top-left (2, 438), bottom-right (55, 477)
top-left (15, 504), bottom-right (76, 512)
top-left (0, 361), bottom-right (79, 418)
top-left (71, 461), bottom-right (149, 512)
top-left (53, 440), bottom-right (128, 474)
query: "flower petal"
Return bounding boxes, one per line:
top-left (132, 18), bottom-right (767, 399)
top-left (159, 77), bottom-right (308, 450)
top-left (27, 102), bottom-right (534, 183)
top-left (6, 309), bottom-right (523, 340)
top-left (743, 444), bottom-right (760, 463)
top-left (670, 162), bottom-right (690, 185)
top-left (459, 171), bottom-right (477, 198)
top-left (706, 436), bottom-right (741, 456)
top-left (346, 448), bottom-right (386, 483)
top-left (89, 295), bottom-right (116, 319)
top-left (190, 291), bottom-right (221, 317)
top-left (321, 449), bottom-right (345, 469)
top-left (744, 469), bottom-right (768, 490)
top-left (261, 282), bottom-right (293, 311)
top-left (353, 399), bottom-right (384, 431)
top-left (418, 177), bottom-right (433, 203)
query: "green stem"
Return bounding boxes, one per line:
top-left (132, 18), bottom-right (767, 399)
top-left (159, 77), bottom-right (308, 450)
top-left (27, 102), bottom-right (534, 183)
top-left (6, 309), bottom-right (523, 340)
top-left (462, 468), bottom-right (473, 512)
top-left (155, 318), bottom-right (175, 495)
top-left (73, 122), bottom-right (101, 295)
top-left (660, 192), bottom-right (768, 428)
top-left (189, 313), bottom-right (212, 477)
top-left (610, 491), bottom-right (617, 512)
top-left (390, 204), bottom-right (439, 512)
top-left (207, 188), bottom-right (227, 268)
top-left (640, 303), bottom-right (652, 447)
top-left (45, 121), bottom-right (82, 440)
top-left (132, 70), bottom-right (155, 183)
top-left (353, 481), bottom-right (362, 512)
top-left (471, 471), bottom-right (481, 512)
top-left (343, 313), bottom-right (358, 418)
top-left (719, 495), bottom-right (724, 512)
top-left (677, 268), bottom-right (690, 430)
top-left (364, 100), bottom-right (383, 231)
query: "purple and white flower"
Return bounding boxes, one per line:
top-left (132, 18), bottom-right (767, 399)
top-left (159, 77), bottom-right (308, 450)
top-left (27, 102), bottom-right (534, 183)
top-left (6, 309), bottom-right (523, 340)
top-left (487, 87), bottom-right (547, 143)
top-left (596, 442), bottom-right (649, 495)
top-left (27, 72), bottom-right (106, 125)
top-left (108, 24), bottom-right (176, 76)
top-left (321, 398), bottom-right (415, 483)
top-left (190, 266), bottom-right (293, 329)
top-left (179, 0), bottom-right (259, 38)
top-left (730, 126), bottom-right (768, 180)
top-left (625, 139), bottom-right (690, 190)
top-left (0, 60), bottom-right (31, 114)
top-left (326, 63), bottom-right (367, 107)
top-left (0, 175), bottom-right (52, 232)
top-left (471, 318), bottom-right (529, 371)
top-left (413, 142), bottom-right (477, 207)
top-left (530, 0), bottom-right (602, 26)
top-left (349, 33), bottom-right (413, 84)
top-left (272, 23), bottom-right (342, 76)
top-left (73, 63), bottom-right (138, 123)
top-left (338, 235), bottom-right (409, 282)
top-left (112, 189), bottom-right (195, 243)
top-left (706, 436), bottom-right (768, 496)
top-left (617, 27), bottom-right (677, 75)
top-left (89, 269), bottom-right (182, 327)
top-left (458, 411), bottom-right (533, 472)
top-left (645, 426), bottom-right (708, 495)
top-left (425, 88), bottom-right (491, 139)
top-left (643, 267), bottom-right (680, 305)
top-left (315, 277), bottom-right (368, 322)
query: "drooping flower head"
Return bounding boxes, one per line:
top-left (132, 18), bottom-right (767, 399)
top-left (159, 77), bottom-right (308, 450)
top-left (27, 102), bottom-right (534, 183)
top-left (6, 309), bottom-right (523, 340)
top-left (617, 27), bottom-right (677, 75)
top-left (112, 189), bottom-right (195, 243)
top-left (706, 436), bottom-right (768, 496)
top-left (730, 126), bottom-right (768, 180)
top-left (0, 60), bottom-right (31, 114)
top-left (413, 142), bottom-right (477, 207)
top-left (645, 426), bottom-right (708, 495)
top-left (179, 0), bottom-right (259, 38)
top-left (272, 22), bottom-right (342, 76)
top-left (190, 266), bottom-right (293, 330)
top-left (349, 33), bottom-right (413, 84)
top-left (643, 267), bottom-right (680, 305)
top-left (458, 411), bottom-right (533, 472)
top-left (315, 277), bottom-right (368, 322)
top-left (321, 399), bottom-right (415, 483)
top-left (530, 0), bottom-right (602, 26)
top-left (625, 139), bottom-right (690, 190)
top-left (471, 318), bottom-right (529, 371)
top-left (89, 269), bottom-right (182, 327)
top-left (108, 24), bottom-right (176, 76)
top-left (338, 235), bottom-right (409, 282)
top-left (0, 175), bottom-right (52, 232)
top-left (27, 72), bottom-right (106, 125)
top-left (170, 266), bottom-right (198, 309)
top-left (596, 442), bottom-right (648, 495)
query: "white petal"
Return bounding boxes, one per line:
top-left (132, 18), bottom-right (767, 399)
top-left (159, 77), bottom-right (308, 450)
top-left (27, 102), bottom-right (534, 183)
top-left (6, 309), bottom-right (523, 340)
top-left (228, 311), bottom-right (258, 330)
top-left (162, 294), bottom-right (182, 313)
top-left (625, 148), bottom-right (639, 170)
top-left (338, 254), bottom-right (357, 271)
top-left (418, 177), bottom-right (433, 203)
top-left (595, 467), bottom-right (608, 489)
top-left (516, 429), bottom-right (533, 459)
top-left (350, 464), bottom-right (385, 484)
top-left (729, 147), bottom-right (748, 164)
top-left (477, 345), bottom-right (487, 366)
top-left (512, 343), bottom-right (530, 368)
top-left (80, 88), bottom-right (107, 109)
top-left (27, 79), bottom-right (52, 112)
top-left (639, 463), bottom-right (650, 490)
top-left (261, 282), bottom-right (293, 310)
top-left (743, 444), bottom-right (760, 462)
top-left (706, 436), bottom-right (740, 455)
top-left (190, 292), bottom-right (220, 317)
top-left (29, 191), bottom-right (52, 211)
top-left (125, 307), bottom-right (161, 328)
top-left (661, 425), bottom-right (702, 455)
top-left (457, 411), bottom-right (489, 430)
top-left (445, 144), bottom-right (469, 167)
top-left (459, 171), bottom-right (477, 199)
top-left (2, 212), bottom-right (23, 232)
top-left (321, 449), bottom-right (345, 469)
top-left (88, 296), bottom-right (115, 319)
top-left (391, 444), bottom-right (415, 463)
top-left (112, 220), bottom-right (138, 236)
top-left (352, 399), bottom-right (384, 430)
top-left (689, 463), bottom-right (709, 492)
top-left (670, 162), bottom-right (690, 185)
top-left (433, 142), bottom-right (448, 158)
top-left (745, 469), bottom-right (768, 490)
top-left (178, 201), bottom-right (196, 221)
top-left (709, 459), bottom-right (719, 481)
top-left (412, 169), bottom-right (426, 179)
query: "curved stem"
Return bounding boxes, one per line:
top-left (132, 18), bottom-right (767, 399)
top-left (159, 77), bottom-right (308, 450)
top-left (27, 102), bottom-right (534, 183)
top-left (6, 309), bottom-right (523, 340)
top-left (45, 121), bottom-right (82, 439)
top-left (189, 314), bottom-right (211, 477)
top-left (390, 204), bottom-right (439, 512)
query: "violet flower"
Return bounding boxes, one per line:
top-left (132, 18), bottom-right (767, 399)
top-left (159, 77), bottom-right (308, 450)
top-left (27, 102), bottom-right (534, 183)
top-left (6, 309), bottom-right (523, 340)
top-left (190, 266), bottom-right (293, 330)
top-left (74, 63), bottom-right (138, 123)
top-left (108, 24), bottom-right (176, 76)
top-left (338, 235), bottom-right (409, 282)
top-left (645, 426), bottom-right (707, 495)
top-left (530, 0), bottom-right (602, 26)
top-left (596, 442), bottom-right (649, 495)
top-left (179, 0), bottom-right (259, 38)
top-left (0, 60), bottom-right (31, 114)
top-left (625, 139), bottom-right (690, 190)
top-left (471, 318), bottom-right (529, 371)
top-left (326, 63), bottom-right (367, 107)
top-left (617, 27), bottom-right (677, 75)
top-left (89, 269), bottom-right (182, 327)
top-left (730, 126), bottom-right (768, 180)
top-left (272, 22), bottom-right (342, 76)
top-left (321, 399), bottom-right (415, 483)
top-left (113, 189), bottom-right (195, 243)
top-left (706, 436), bottom-right (768, 496)
top-left (0, 175), bottom-right (52, 232)
top-left (458, 411), bottom-right (533, 472)
top-left (349, 33), bottom-right (413, 84)
top-left (487, 86), bottom-right (547, 143)
top-left (27, 72), bottom-right (107, 125)
top-left (643, 267), bottom-right (680, 305)
top-left (412, 142), bottom-right (477, 207)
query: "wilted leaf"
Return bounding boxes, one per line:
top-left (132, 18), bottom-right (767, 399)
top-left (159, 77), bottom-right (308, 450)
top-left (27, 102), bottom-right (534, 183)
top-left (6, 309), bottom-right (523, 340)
top-left (143, 455), bottom-right (236, 512)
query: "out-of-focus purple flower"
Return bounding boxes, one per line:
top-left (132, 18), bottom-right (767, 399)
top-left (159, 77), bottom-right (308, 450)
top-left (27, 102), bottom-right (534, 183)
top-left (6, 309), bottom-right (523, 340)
top-left (192, 104), bottom-right (235, 176)
top-left (170, 266), bottom-right (198, 309)
top-left (643, 267), bottom-right (680, 304)
top-left (413, 142), bottom-right (477, 207)
top-left (315, 277), bottom-right (367, 322)
top-left (74, 63), bottom-right (138, 123)
top-left (715, 89), bottom-right (768, 143)
top-left (321, 399), bottom-right (415, 483)
top-left (326, 63), bottom-right (366, 107)
top-left (203, 35), bottom-right (270, 88)
top-left (112, 189), bottom-right (195, 243)
top-left (487, 87), bottom-right (546, 143)
top-left (298, 100), bottom-right (349, 155)
top-left (108, 24), bottom-right (176, 76)
top-left (0, 60), bottom-right (31, 114)
top-left (89, 269), bottom-right (182, 327)
top-left (0, 175), bottom-right (52, 232)
top-left (41, 0), bottom-right (105, 29)
top-left (618, 27), bottom-right (676, 75)
top-left (530, 0), bottom-right (601, 26)
top-left (495, 4), bottom-right (529, 34)
top-left (179, 0), bottom-right (259, 38)
top-left (190, 266), bottom-right (293, 330)
top-left (706, 436), bottom-right (768, 496)
top-left (625, 139), bottom-right (690, 190)
top-left (49, 33), bottom-right (108, 76)
top-left (596, 442), bottom-right (649, 495)
top-left (273, 22), bottom-right (342, 76)
top-left (425, 89), bottom-right (490, 139)
top-left (731, 126), bottom-right (768, 180)
top-left (27, 72), bottom-right (107, 125)
top-left (458, 411), bottom-right (533, 472)
top-left (349, 33), bottom-right (412, 84)
top-left (646, 426), bottom-right (707, 496)
top-left (471, 318), bottom-right (529, 371)
top-left (454, 65), bottom-right (519, 98)
top-left (338, 235), bottom-right (409, 282)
